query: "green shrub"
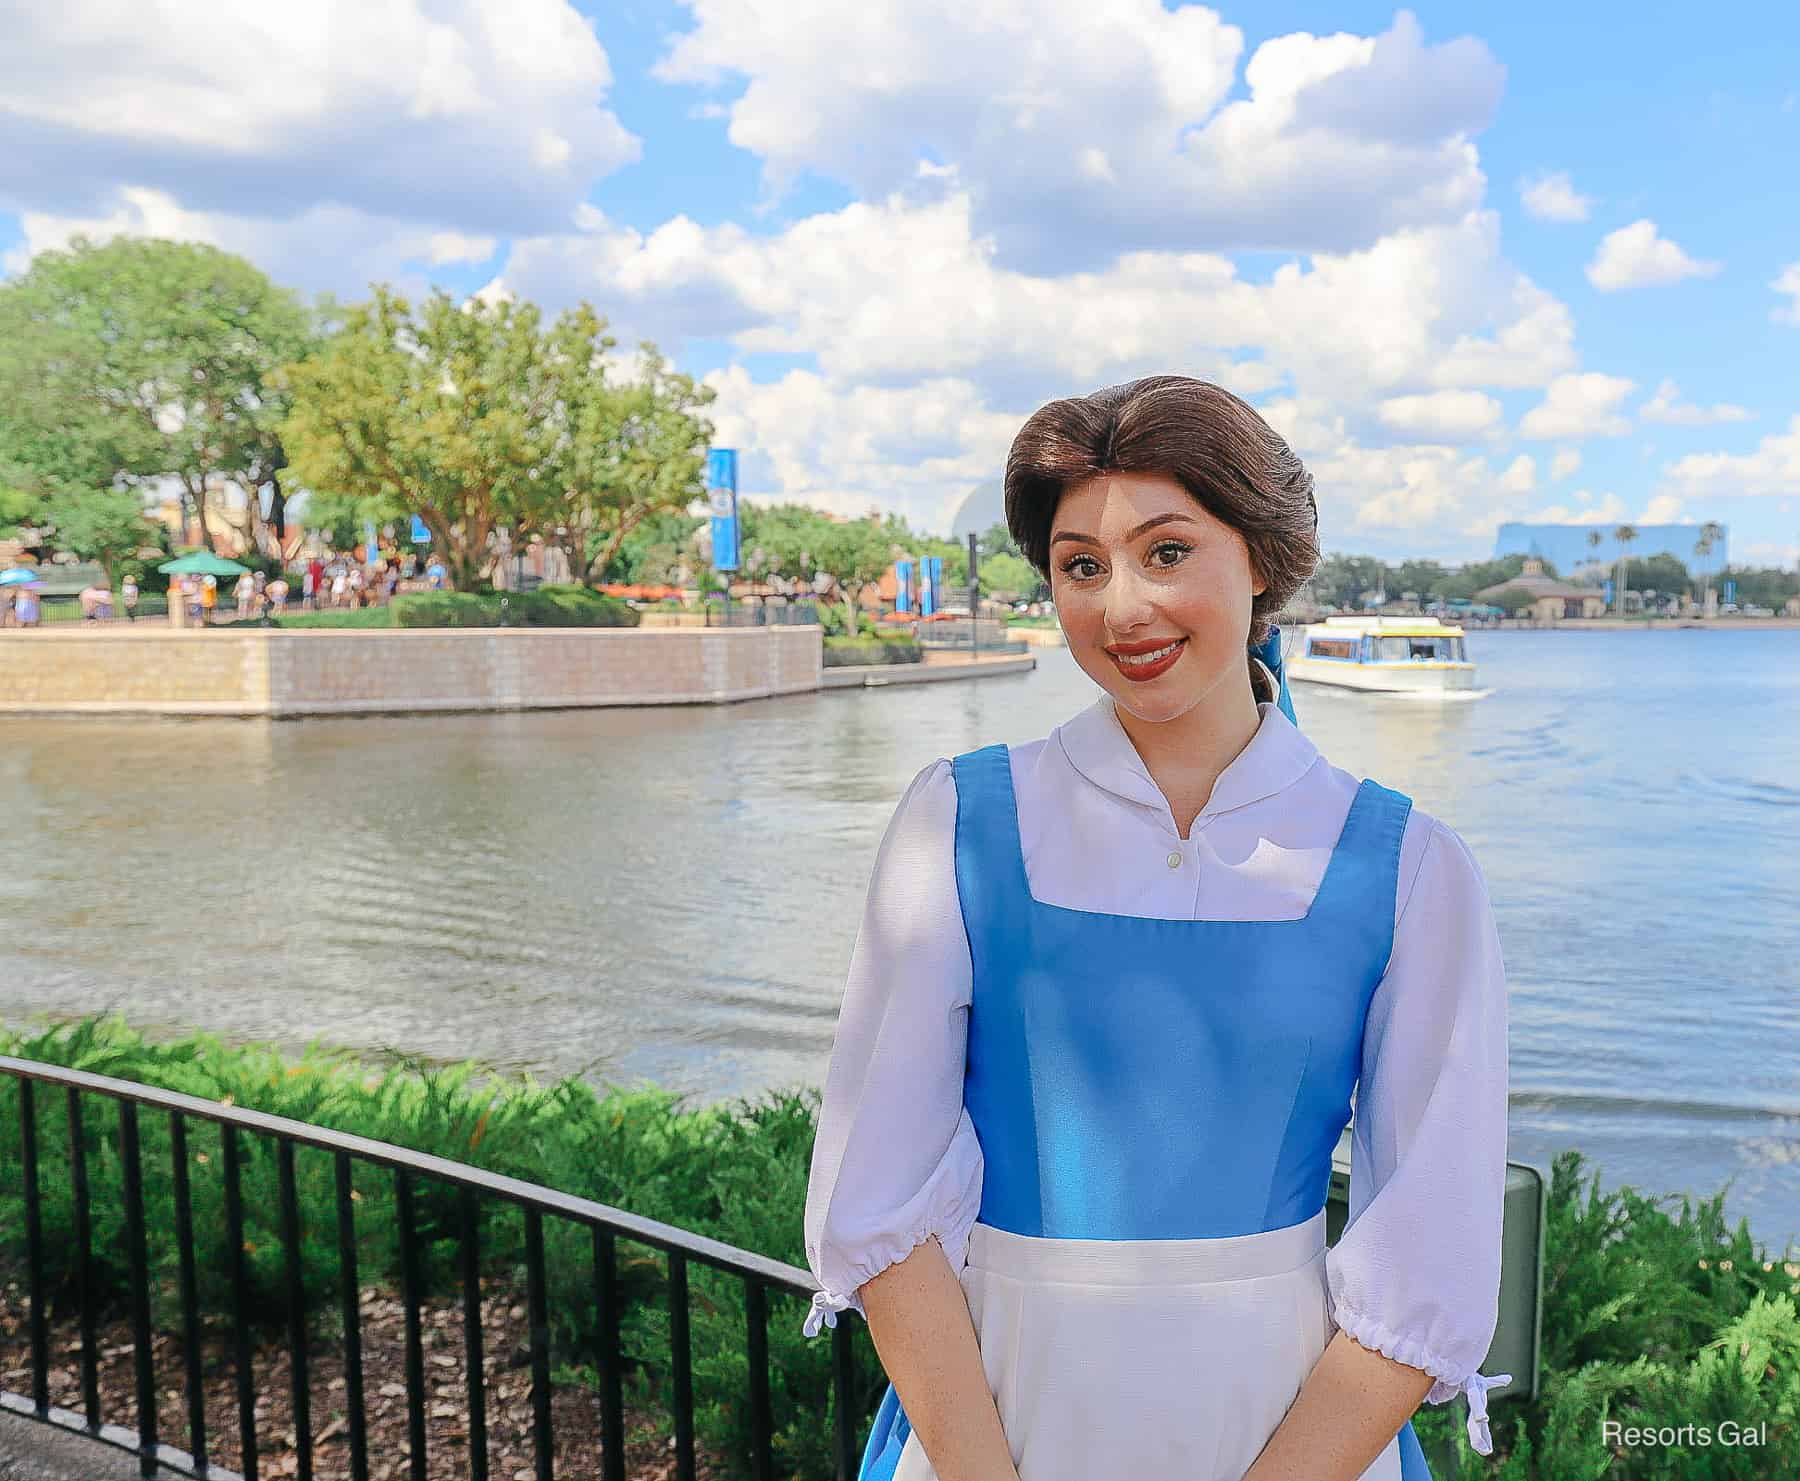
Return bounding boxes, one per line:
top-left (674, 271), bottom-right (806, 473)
top-left (5, 1015), bottom-right (1795, 1478)
top-left (0, 1014), bottom-right (872, 1481)
top-left (822, 637), bottom-right (921, 667)
top-left (274, 607), bottom-right (396, 629)
top-left (273, 588), bottom-right (641, 630)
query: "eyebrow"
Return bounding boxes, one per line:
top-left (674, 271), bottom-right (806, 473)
top-left (1050, 512), bottom-right (1199, 548)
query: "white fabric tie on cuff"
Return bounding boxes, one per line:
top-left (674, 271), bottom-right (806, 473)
top-left (803, 1288), bottom-right (856, 1338)
top-left (1461, 1370), bottom-right (1512, 1455)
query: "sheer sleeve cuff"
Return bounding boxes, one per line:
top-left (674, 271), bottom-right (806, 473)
top-left (801, 1211), bottom-right (977, 1339)
top-left (1332, 1300), bottom-right (1512, 1455)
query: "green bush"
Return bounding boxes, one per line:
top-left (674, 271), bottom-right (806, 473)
top-left (274, 606), bottom-right (396, 629)
top-left (0, 1015), bottom-right (873, 1481)
top-left (822, 637), bottom-right (921, 667)
top-left (273, 588), bottom-right (641, 630)
top-left (4, 1015), bottom-right (1795, 1478)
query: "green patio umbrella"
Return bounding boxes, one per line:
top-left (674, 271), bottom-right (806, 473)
top-left (158, 551), bottom-right (252, 577)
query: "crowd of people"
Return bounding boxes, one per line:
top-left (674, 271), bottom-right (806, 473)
top-left (0, 550), bottom-right (452, 628)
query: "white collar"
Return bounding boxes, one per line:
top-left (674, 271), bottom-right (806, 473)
top-left (1053, 693), bottom-right (1320, 822)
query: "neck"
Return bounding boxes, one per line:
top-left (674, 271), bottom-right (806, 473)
top-left (1110, 672), bottom-right (1265, 837)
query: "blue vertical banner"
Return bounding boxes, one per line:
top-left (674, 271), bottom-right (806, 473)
top-left (896, 559), bottom-right (913, 613)
top-left (1722, 579), bottom-right (1737, 605)
top-left (364, 519), bottom-right (378, 564)
top-left (921, 555), bottom-right (943, 615)
top-left (1603, 579), bottom-right (1615, 606)
top-left (706, 448), bottom-right (740, 572)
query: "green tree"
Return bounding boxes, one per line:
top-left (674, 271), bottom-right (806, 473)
top-left (1389, 559), bottom-right (1448, 602)
top-left (34, 488), bottom-right (155, 583)
top-left (814, 516), bottom-right (899, 636)
top-left (595, 507), bottom-right (705, 586)
top-left (1631, 552), bottom-right (1691, 602)
top-left (280, 289), bottom-right (597, 591)
top-left (1692, 521), bottom-right (1724, 610)
top-left (1307, 554), bottom-right (1389, 609)
top-left (980, 551), bottom-right (1039, 601)
top-left (0, 237), bottom-right (313, 555)
top-left (1613, 523), bottom-right (1638, 615)
top-left (539, 343), bottom-right (714, 586)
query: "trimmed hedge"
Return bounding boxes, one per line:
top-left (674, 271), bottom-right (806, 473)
top-left (275, 587), bottom-right (640, 630)
top-left (822, 637), bottom-right (922, 667)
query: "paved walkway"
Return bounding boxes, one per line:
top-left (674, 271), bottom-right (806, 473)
top-left (0, 1411), bottom-right (147, 1480)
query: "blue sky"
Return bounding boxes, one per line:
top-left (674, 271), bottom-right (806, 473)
top-left (3, 1), bottom-right (1795, 564)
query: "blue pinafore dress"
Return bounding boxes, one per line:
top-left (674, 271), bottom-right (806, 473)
top-left (856, 733), bottom-right (1437, 1481)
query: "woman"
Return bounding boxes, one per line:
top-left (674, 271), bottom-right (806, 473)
top-left (802, 378), bottom-right (1510, 1481)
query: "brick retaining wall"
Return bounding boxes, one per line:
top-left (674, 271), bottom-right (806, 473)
top-left (0, 626), bottom-right (821, 716)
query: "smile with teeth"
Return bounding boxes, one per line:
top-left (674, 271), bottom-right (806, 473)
top-left (1115, 640), bottom-right (1184, 666)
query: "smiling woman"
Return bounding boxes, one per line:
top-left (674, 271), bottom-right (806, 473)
top-left (802, 376), bottom-right (1512, 1481)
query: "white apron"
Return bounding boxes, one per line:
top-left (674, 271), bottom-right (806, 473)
top-left (891, 1210), bottom-right (1401, 1481)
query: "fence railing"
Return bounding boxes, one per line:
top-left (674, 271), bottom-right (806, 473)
top-left (0, 1056), bottom-right (865, 1481)
top-left (702, 601), bottom-right (822, 628)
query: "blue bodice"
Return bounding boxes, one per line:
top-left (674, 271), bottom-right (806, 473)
top-left (952, 742), bottom-right (1412, 1240)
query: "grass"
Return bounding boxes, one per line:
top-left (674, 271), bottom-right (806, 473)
top-left (2, 1013), bottom-right (1796, 1479)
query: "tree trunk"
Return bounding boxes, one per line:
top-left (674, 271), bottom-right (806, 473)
top-left (844, 587), bottom-right (858, 639)
top-left (268, 473), bottom-right (288, 558)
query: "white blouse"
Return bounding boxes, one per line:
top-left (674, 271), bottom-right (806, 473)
top-left (802, 694), bottom-right (1513, 1451)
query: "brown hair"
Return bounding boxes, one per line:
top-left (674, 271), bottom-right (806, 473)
top-left (1004, 377), bottom-right (1319, 663)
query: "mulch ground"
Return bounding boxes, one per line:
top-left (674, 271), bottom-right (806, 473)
top-left (0, 1274), bottom-right (724, 1480)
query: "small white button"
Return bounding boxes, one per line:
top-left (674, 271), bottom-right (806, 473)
top-left (1166, 850), bottom-right (1182, 869)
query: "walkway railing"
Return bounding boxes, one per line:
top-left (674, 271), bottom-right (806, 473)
top-left (0, 1056), bottom-right (865, 1481)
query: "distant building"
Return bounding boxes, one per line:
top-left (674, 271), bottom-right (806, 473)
top-left (951, 481), bottom-right (1005, 541)
top-left (1476, 558), bottom-right (1608, 623)
top-left (1493, 522), bottom-right (1727, 579)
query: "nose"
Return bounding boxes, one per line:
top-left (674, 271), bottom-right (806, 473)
top-left (1103, 557), bottom-right (1160, 634)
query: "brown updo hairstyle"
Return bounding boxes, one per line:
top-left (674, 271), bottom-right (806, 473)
top-left (1004, 376), bottom-right (1320, 704)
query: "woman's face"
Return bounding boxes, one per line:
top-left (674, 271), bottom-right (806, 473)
top-left (1049, 471), bottom-right (1265, 725)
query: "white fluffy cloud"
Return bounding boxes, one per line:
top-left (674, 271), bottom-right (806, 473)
top-left (1519, 170), bottom-right (1591, 222)
top-left (702, 366), bottom-right (1025, 531)
top-left (0, 0), bottom-right (637, 256)
top-left (1772, 262), bottom-right (1800, 326)
top-left (1639, 379), bottom-right (1751, 426)
top-left (1519, 373), bottom-right (1636, 440)
top-left (499, 196), bottom-right (1575, 419)
top-left (658, 5), bottom-right (1502, 269)
top-left (1585, 219), bottom-right (1720, 292)
top-left (1376, 390), bottom-right (1503, 440)
top-left (1521, 492), bottom-right (1628, 525)
top-left (1662, 416), bottom-right (1800, 499)
top-left (1550, 448), bottom-right (1582, 481)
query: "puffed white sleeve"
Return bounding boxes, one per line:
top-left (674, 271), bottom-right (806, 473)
top-left (1323, 818), bottom-right (1513, 1454)
top-left (801, 757), bottom-right (982, 1338)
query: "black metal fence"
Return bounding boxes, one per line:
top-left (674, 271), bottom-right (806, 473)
top-left (0, 1056), bottom-right (865, 1481)
top-left (702, 601), bottom-right (822, 628)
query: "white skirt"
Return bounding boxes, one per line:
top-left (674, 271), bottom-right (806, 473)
top-left (892, 1209), bottom-right (1401, 1481)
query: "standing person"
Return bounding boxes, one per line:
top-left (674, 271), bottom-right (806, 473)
top-left (235, 572), bottom-right (256, 620)
top-left (802, 378), bottom-right (1510, 1481)
top-left (348, 564), bottom-right (367, 608)
top-left (426, 556), bottom-right (446, 591)
top-left (266, 574), bottom-right (289, 616)
top-left (303, 558), bottom-right (321, 610)
top-left (14, 583), bottom-right (41, 628)
top-left (384, 561), bottom-right (400, 603)
top-left (330, 564), bottom-right (350, 609)
top-left (121, 575), bottom-right (139, 620)
top-left (200, 573), bottom-right (218, 624)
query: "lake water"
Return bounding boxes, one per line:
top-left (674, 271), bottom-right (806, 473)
top-left (2, 629), bottom-right (1796, 1250)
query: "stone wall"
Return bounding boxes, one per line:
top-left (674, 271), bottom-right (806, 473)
top-left (0, 626), bottom-right (821, 716)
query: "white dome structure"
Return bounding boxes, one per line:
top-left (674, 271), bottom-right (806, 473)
top-left (950, 480), bottom-right (1005, 541)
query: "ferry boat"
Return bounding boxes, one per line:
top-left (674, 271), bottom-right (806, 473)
top-left (1285, 615), bottom-right (1476, 694)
